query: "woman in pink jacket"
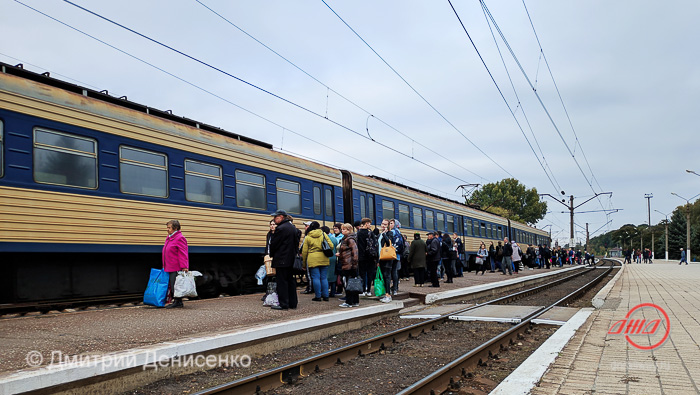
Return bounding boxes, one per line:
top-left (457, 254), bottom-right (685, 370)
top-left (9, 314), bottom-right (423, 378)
top-left (163, 220), bottom-right (189, 308)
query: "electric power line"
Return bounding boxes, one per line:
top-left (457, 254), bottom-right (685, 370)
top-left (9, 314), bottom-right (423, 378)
top-left (56, 0), bottom-right (475, 187)
top-left (193, 0), bottom-right (489, 182)
top-left (320, 0), bottom-right (514, 178)
top-left (13, 0), bottom-right (463, 200)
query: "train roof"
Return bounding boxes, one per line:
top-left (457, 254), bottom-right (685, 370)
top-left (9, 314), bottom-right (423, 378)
top-left (0, 62), bottom-right (272, 149)
top-left (0, 62), bottom-right (342, 185)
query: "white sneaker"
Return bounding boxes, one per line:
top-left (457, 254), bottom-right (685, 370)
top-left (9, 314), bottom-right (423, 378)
top-left (351, 304), bottom-right (359, 307)
top-left (380, 296), bottom-right (392, 303)
top-left (339, 303), bottom-right (351, 308)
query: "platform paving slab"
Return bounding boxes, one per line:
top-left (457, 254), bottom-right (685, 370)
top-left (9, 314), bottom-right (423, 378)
top-left (530, 262), bottom-right (700, 395)
top-left (449, 304), bottom-right (544, 323)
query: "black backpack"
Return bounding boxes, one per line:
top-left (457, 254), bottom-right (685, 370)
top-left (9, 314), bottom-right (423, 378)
top-left (366, 232), bottom-right (379, 260)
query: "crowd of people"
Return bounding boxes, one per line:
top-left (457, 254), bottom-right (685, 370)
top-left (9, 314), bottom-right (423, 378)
top-left (159, 214), bottom-right (597, 311)
top-left (263, 210), bottom-right (595, 310)
top-left (157, 215), bottom-right (600, 311)
top-left (622, 248), bottom-right (654, 264)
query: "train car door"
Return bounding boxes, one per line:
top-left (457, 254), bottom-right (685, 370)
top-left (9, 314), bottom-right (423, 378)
top-left (358, 192), bottom-right (376, 225)
top-left (323, 185), bottom-right (335, 225)
top-left (312, 183), bottom-right (336, 226)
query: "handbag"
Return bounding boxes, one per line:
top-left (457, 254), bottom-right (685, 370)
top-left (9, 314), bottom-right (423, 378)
top-left (373, 269), bottom-right (386, 297)
top-left (321, 236), bottom-right (334, 258)
top-left (293, 255), bottom-right (305, 273)
top-left (143, 268), bottom-right (169, 307)
top-left (475, 257), bottom-right (483, 265)
top-left (264, 254), bottom-right (276, 276)
top-left (379, 239), bottom-right (397, 261)
top-left (346, 277), bottom-right (363, 293)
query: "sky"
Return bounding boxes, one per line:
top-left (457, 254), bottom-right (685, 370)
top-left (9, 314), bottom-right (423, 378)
top-left (2, 0), bottom-right (700, 246)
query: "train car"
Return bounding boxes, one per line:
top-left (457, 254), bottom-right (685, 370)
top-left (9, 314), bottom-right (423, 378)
top-left (0, 63), bottom-right (345, 303)
top-left (0, 62), bottom-right (549, 304)
top-left (342, 172), bottom-right (549, 262)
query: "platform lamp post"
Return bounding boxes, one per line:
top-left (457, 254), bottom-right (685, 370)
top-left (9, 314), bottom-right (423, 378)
top-left (645, 193), bottom-right (653, 259)
top-left (654, 209), bottom-right (671, 260)
top-left (671, 192), bottom-right (693, 262)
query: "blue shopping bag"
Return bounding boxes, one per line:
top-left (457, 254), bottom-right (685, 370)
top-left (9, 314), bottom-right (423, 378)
top-left (143, 268), bottom-right (169, 307)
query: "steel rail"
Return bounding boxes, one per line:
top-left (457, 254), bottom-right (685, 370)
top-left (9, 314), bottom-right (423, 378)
top-left (396, 261), bottom-right (613, 395)
top-left (192, 266), bottom-right (600, 395)
top-left (0, 293), bottom-right (144, 316)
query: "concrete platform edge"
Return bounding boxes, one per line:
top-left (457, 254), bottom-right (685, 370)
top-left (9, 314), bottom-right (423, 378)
top-left (592, 258), bottom-right (624, 309)
top-left (490, 307), bottom-right (594, 395)
top-left (0, 302), bottom-right (403, 394)
top-left (424, 265), bottom-right (586, 304)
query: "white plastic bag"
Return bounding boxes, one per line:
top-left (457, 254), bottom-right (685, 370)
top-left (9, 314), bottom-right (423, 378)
top-left (174, 271), bottom-right (198, 298)
top-left (263, 292), bottom-right (279, 307)
top-left (255, 264), bottom-right (267, 285)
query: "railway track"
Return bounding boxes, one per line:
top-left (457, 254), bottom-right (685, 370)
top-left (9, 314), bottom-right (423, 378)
top-left (0, 293), bottom-right (144, 317)
top-left (189, 260), bottom-right (614, 395)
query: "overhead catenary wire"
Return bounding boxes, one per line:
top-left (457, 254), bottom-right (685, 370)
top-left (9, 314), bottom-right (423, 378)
top-left (521, 0), bottom-right (605, 195)
top-left (193, 0), bottom-right (489, 182)
top-left (12, 0), bottom-right (463, 200)
top-left (55, 0), bottom-right (475, 188)
top-left (478, 2), bottom-right (607, 210)
top-left (319, 0), bottom-right (514, 179)
top-left (474, 1), bottom-right (563, 195)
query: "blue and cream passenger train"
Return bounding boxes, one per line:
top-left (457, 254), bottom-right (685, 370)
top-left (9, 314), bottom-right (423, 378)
top-left (0, 62), bottom-right (549, 303)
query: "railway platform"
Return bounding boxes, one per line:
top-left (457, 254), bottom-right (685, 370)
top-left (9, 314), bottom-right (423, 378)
top-left (0, 264), bottom-right (580, 394)
top-left (497, 260), bottom-right (700, 395)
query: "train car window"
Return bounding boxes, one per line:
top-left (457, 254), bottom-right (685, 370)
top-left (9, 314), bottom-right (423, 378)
top-left (34, 128), bottom-right (97, 189)
top-left (360, 195), bottom-right (366, 218)
top-left (413, 207), bottom-right (423, 229)
top-left (398, 204), bottom-right (409, 227)
top-left (185, 160), bottom-right (222, 204)
top-left (119, 146), bottom-right (167, 197)
top-left (437, 212), bottom-right (445, 231)
top-left (465, 219), bottom-right (472, 236)
top-left (447, 215), bottom-right (455, 233)
top-left (497, 226), bottom-right (503, 240)
top-left (313, 187), bottom-right (321, 215)
top-left (426, 210), bottom-right (434, 230)
top-left (276, 179), bottom-right (301, 214)
top-left (325, 189), bottom-right (333, 217)
top-left (480, 222), bottom-right (487, 238)
top-left (235, 170), bottom-right (266, 209)
top-left (0, 121), bottom-right (3, 178)
top-left (368, 196), bottom-right (375, 223)
top-left (382, 200), bottom-right (394, 222)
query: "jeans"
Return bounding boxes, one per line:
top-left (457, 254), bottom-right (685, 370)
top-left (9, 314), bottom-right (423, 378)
top-left (380, 261), bottom-right (393, 296)
top-left (359, 259), bottom-right (376, 293)
top-left (490, 256), bottom-right (496, 272)
top-left (427, 261), bottom-right (440, 287)
top-left (391, 260), bottom-right (400, 293)
top-left (309, 266), bottom-right (329, 299)
top-left (502, 256), bottom-right (512, 274)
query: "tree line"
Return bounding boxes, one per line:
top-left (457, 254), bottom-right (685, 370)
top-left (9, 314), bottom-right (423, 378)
top-left (588, 199), bottom-right (700, 260)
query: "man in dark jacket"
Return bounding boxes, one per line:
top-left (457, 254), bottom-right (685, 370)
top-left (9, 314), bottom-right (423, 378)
top-left (408, 233), bottom-right (427, 286)
top-left (426, 232), bottom-right (442, 287)
top-left (441, 234), bottom-right (455, 283)
top-left (356, 218), bottom-right (376, 296)
top-left (501, 237), bottom-right (513, 275)
top-left (269, 210), bottom-right (300, 310)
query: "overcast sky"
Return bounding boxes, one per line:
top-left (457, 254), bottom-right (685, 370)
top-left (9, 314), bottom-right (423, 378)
top-left (3, 0), bottom-right (699, 245)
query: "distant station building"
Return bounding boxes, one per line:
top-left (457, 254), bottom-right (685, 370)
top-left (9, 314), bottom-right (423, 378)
top-left (608, 247), bottom-right (623, 258)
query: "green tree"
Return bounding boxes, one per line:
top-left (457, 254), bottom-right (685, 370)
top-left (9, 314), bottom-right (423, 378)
top-left (470, 178), bottom-right (547, 225)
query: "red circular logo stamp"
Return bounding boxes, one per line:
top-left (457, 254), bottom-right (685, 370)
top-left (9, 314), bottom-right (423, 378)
top-left (607, 303), bottom-right (670, 350)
